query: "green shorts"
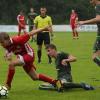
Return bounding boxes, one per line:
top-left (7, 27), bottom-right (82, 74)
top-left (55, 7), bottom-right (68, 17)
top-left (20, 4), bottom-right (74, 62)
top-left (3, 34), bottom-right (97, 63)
top-left (58, 74), bottom-right (73, 83)
top-left (93, 38), bottom-right (100, 53)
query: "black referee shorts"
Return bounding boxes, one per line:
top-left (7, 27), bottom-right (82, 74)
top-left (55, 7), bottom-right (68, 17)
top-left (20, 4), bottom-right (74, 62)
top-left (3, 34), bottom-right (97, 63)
top-left (37, 32), bottom-right (50, 45)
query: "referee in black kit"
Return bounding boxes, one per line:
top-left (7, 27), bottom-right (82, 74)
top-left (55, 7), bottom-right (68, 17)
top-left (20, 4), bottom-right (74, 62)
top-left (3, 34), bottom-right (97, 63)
top-left (34, 7), bottom-right (53, 64)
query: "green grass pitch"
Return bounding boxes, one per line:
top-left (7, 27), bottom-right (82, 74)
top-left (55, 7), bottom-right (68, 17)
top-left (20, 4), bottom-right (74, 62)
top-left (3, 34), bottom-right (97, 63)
top-left (0, 32), bottom-right (100, 100)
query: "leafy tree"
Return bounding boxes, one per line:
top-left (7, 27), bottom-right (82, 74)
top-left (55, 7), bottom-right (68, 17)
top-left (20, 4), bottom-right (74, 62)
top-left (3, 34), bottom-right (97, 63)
top-left (0, 0), bottom-right (95, 24)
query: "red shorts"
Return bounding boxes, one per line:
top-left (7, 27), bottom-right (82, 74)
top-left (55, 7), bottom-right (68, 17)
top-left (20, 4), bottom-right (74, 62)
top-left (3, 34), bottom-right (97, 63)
top-left (17, 54), bottom-right (36, 73)
top-left (70, 24), bottom-right (77, 30)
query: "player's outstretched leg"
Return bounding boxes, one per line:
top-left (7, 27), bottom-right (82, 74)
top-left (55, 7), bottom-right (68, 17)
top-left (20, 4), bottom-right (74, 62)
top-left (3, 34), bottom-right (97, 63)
top-left (62, 82), bottom-right (94, 90)
top-left (81, 83), bottom-right (95, 90)
top-left (39, 80), bottom-right (63, 92)
top-left (5, 67), bottom-right (15, 90)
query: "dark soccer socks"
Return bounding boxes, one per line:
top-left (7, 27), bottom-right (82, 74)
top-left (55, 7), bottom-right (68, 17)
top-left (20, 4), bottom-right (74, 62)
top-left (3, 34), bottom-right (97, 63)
top-left (37, 50), bottom-right (52, 64)
top-left (63, 83), bottom-right (83, 89)
top-left (93, 56), bottom-right (100, 66)
top-left (37, 50), bottom-right (41, 63)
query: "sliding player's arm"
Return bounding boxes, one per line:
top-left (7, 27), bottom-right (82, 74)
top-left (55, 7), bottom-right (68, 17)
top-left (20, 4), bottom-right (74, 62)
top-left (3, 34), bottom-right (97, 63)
top-left (61, 55), bottom-right (77, 66)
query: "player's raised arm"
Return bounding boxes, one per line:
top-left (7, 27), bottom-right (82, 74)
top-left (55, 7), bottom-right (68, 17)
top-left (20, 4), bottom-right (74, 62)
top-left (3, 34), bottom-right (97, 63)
top-left (28, 26), bottom-right (49, 36)
top-left (78, 15), bottom-right (100, 25)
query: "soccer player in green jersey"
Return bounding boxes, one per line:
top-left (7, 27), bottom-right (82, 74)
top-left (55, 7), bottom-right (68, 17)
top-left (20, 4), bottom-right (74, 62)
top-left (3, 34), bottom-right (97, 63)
top-left (27, 8), bottom-right (38, 42)
top-left (79, 0), bottom-right (100, 66)
top-left (39, 44), bottom-right (94, 92)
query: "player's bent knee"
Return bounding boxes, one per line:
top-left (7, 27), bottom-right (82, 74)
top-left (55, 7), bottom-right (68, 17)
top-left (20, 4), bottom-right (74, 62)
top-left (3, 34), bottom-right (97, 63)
top-left (30, 74), bottom-right (39, 80)
top-left (32, 77), bottom-right (38, 80)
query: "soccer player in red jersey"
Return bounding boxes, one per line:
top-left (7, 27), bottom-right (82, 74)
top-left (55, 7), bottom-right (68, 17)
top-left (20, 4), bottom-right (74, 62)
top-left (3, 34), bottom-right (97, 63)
top-left (70, 9), bottom-right (79, 39)
top-left (17, 10), bottom-right (26, 36)
top-left (0, 26), bottom-right (61, 91)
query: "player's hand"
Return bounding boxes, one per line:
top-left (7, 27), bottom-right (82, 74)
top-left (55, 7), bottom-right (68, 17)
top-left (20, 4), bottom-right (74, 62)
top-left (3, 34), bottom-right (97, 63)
top-left (78, 21), bottom-right (85, 25)
top-left (4, 55), bottom-right (12, 61)
top-left (4, 52), bottom-right (12, 61)
top-left (7, 56), bottom-right (12, 61)
top-left (61, 59), bottom-right (67, 66)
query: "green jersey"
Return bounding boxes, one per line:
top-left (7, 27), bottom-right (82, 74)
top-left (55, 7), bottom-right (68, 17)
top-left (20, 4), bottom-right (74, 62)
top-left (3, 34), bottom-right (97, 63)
top-left (95, 4), bottom-right (100, 37)
top-left (28, 12), bottom-right (38, 25)
top-left (93, 4), bottom-right (100, 52)
top-left (55, 52), bottom-right (72, 80)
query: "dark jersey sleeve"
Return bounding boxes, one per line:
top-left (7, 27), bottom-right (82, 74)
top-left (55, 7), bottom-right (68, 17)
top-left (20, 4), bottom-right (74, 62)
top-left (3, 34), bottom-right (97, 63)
top-left (55, 52), bottom-right (71, 78)
top-left (55, 52), bottom-right (69, 67)
top-left (95, 5), bottom-right (100, 15)
top-left (59, 52), bottom-right (69, 61)
top-left (12, 34), bottom-right (30, 45)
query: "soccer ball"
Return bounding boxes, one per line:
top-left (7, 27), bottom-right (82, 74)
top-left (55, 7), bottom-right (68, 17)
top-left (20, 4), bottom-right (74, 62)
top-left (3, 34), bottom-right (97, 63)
top-left (0, 85), bottom-right (8, 98)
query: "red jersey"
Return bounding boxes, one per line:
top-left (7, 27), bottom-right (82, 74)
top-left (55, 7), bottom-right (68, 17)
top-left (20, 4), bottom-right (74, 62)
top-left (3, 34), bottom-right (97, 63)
top-left (4, 34), bottom-right (34, 57)
top-left (70, 12), bottom-right (78, 25)
top-left (17, 14), bottom-right (26, 26)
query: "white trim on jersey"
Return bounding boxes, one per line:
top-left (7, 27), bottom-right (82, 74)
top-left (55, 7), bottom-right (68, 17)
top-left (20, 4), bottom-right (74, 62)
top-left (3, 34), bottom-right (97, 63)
top-left (17, 55), bottom-right (25, 65)
top-left (10, 38), bottom-right (13, 44)
top-left (24, 43), bottom-right (34, 57)
top-left (17, 15), bottom-right (20, 22)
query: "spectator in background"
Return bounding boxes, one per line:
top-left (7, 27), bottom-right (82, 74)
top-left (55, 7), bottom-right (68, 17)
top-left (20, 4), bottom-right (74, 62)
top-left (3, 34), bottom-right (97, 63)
top-left (17, 10), bottom-right (26, 36)
top-left (34, 7), bottom-right (53, 64)
top-left (27, 8), bottom-right (38, 42)
top-left (70, 9), bottom-right (79, 39)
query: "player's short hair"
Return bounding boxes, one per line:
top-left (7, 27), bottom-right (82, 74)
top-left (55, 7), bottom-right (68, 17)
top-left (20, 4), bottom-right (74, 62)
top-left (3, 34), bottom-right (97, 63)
top-left (0, 32), bottom-right (10, 42)
top-left (40, 7), bottom-right (47, 11)
top-left (46, 44), bottom-right (57, 50)
top-left (40, 6), bottom-right (46, 9)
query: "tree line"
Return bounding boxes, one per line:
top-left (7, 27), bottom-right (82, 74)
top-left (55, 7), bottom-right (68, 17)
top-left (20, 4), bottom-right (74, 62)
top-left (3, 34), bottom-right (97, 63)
top-left (0, 0), bottom-right (95, 25)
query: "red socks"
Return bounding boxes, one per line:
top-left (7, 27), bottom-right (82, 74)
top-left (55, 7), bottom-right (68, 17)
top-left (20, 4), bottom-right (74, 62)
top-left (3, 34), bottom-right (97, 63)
top-left (6, 67), bottom-right (15, 87)
top-left (39, 74), bottom-right (56, 85)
